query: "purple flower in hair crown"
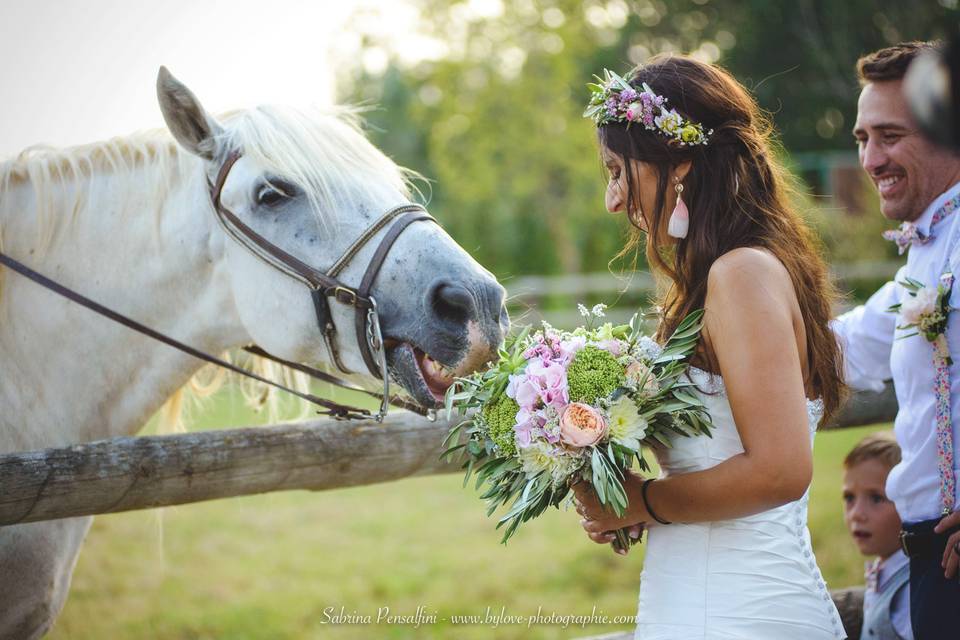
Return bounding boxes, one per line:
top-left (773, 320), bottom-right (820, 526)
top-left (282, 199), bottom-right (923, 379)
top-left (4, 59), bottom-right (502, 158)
top-left (583, 69), bottom-right (712, 146)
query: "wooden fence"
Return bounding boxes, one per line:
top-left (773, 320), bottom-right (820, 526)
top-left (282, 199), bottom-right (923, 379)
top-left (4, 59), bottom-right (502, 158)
top-left (1, 259), bottom-right (904, 527)
top-left (0, 383), bottom-right (896, 527)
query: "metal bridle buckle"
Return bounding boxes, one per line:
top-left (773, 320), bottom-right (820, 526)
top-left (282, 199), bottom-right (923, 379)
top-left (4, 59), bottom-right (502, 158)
top-left (366, 298), bottom-right (390, 422)
top-left (334, 286), bottom-right (358, 306)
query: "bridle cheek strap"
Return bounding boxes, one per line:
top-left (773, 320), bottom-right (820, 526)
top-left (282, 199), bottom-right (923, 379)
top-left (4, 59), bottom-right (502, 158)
top-left (208, 150), bottom-right (437, 419)
top-left (353, 209), bottom-right (434, 375)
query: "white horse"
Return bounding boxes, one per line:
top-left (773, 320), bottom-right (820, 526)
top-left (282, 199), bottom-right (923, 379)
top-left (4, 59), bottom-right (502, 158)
top-left (0, 68), bottom-right (506, 639)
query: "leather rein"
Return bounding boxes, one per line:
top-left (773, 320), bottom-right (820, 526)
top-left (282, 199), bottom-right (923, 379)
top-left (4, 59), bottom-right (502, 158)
top-left (0, 149), bottom-right (437, 421)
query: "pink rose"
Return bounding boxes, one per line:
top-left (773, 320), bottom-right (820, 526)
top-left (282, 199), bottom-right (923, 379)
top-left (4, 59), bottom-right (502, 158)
top-left (598, 339), bottom-right (625, 356)
top-left (559, 402), bottom-right (608, 448)
top-left (506, 374), bottom-right (519, 397)
top-left (626, 360), bottom-right (658, 392)
top-left (517, 408), bottom-right (549, 448)
top-left (537, 362), bottom-right (569, 408)
top-left (541, 387), bottom-right (569, 408)
top-left (514, 408), bottom-right (541, 448)
top-left (539, 362), bottom-right (566, 389)
top-left (625, 360), bottom-right (644, 379)
top-left (558, 336), bottom-right (586, 363)
top-left (625, 101), bottom-right (643, 121)
top-left (512, 376), bottom-right (541, 409)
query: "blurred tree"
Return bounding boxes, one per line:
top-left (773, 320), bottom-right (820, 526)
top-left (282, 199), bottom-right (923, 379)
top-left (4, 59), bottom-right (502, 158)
top-left (335, 0), bottom-right (957, 279)
top-left (719, 0), bottom-right (956, 150)
top-left (340, 0), bottom-right (635, 278)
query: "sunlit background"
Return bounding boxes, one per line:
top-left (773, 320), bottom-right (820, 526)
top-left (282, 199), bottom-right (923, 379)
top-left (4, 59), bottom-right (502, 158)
top-left (3, 1), bottom-right (959, 638)
top-left (0, 0), bottom-right (439, 153)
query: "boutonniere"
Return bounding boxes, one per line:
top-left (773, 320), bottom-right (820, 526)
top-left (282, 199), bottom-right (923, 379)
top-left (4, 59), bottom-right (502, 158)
top-left (888, 271), bottom-right (958, 518)
top-left (888, 274), bottom-right (954, 347)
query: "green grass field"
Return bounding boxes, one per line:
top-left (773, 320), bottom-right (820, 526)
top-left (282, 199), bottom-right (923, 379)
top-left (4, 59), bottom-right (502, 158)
top-left (47, 390), bottom-right (885, 639)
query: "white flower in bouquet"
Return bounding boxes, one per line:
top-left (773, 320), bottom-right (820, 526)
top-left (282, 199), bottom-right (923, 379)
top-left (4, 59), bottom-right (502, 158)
top-left (606, 396), bottom-right (648, 451)
top-left (520, 440), bottom-right (583, 484)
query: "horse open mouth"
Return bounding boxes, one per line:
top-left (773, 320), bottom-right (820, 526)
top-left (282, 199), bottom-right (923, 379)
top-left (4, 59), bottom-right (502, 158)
top-left (385, 340), bottom-right (457, 408)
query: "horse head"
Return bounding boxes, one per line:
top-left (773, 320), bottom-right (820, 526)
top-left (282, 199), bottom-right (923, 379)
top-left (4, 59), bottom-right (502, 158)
top-left (156, 67), bottom-right (507, 408)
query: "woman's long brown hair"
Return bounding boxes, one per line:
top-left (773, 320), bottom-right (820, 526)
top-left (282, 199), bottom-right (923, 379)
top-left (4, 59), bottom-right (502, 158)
top-left (598, 55), bottom-right (845, 422)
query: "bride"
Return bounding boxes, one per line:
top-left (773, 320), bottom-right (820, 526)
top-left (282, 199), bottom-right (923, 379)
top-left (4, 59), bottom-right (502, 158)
top-left (572, 56), bottom-right (848, 639)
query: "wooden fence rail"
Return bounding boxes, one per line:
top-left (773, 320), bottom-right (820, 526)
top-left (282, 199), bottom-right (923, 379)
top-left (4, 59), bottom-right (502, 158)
top-left (0, 384), bottom-right (896, 527)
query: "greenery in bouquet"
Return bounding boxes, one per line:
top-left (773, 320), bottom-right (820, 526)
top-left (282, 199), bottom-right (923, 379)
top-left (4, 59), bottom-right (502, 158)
top-left (442, 304), bottom-right (712, 550)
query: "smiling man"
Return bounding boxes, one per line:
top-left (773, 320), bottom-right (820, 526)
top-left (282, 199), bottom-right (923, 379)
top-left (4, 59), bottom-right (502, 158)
top-left (854, 43), bottom-right (960, 226)
top-left (834, 41), bottom-right (960, 640)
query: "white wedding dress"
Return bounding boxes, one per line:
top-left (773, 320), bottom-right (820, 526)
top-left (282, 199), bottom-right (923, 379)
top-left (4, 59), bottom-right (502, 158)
top-left (635, 367), bottom-right (847, 639)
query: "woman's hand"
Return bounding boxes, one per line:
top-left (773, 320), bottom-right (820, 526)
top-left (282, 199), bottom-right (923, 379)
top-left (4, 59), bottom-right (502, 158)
top-left (572, 471), bottom-right (649, 554)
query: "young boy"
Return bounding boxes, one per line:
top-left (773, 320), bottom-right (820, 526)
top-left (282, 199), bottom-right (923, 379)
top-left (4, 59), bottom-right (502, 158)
top-left (843, 432), bottom-right (912, 640)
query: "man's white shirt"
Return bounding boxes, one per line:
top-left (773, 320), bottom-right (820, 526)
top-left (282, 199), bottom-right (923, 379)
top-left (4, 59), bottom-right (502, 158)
top-left (833, 181), bottom-right (960, 522)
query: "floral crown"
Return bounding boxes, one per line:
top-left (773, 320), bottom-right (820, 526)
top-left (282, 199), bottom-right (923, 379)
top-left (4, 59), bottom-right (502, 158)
top-left (583, 69), bottom-right (712, 146)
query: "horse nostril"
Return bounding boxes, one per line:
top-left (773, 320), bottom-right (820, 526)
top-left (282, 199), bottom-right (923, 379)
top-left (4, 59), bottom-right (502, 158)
top-left (430, 281), bottom-right (476, 324)
top-left (488, 284), bottom-right (508, 329)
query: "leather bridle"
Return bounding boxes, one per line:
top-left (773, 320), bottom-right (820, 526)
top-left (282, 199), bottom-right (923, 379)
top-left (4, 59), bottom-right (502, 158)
top-left (0, 149), bottom-right (439, 422)
top-left (208, 150), bottom-right (437, 420)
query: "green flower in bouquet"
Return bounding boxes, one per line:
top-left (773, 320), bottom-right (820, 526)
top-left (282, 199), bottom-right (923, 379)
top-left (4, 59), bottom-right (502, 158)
top-left (483, 394), bottom-right (520, 456)
top-left (566, 345), bottom-right (625, 403)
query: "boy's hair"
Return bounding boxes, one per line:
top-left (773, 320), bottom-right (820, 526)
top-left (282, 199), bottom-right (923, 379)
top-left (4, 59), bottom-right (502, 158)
top-left (844, 432), bottom-right (902, 470)
top-left (856, 41), bottom-right (941, 86)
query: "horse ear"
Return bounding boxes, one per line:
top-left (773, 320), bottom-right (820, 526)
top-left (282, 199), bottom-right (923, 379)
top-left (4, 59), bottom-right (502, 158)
top-left (156, 66), bottom-right (224, 161)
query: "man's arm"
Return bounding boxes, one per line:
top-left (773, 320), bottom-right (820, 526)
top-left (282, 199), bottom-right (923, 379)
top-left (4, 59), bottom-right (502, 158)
top-left (831, 268), bottom-right (904, 391)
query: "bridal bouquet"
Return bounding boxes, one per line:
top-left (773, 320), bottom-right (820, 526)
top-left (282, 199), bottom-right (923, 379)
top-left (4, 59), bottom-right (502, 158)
top-left (443, 304), bottom-right (712, 551)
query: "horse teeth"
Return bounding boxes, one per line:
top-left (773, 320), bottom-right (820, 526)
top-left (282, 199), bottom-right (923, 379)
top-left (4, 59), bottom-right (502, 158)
top-left (423, 354), bottom-right (453, 380)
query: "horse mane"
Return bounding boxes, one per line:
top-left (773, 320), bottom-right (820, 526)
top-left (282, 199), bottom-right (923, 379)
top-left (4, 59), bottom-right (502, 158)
top-left (223, 104), bottom-right (418, 233)
top-left (0, 132), bottom-right (190, 259)
top-left (0, 104), bottom-right (418, 247)
top-left (1, 104), bottom-right (412, 433)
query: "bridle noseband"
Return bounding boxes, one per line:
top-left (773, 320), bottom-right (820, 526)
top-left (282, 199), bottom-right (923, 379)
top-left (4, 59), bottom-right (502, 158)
top-left (208, 150), bottom-right (437, 421)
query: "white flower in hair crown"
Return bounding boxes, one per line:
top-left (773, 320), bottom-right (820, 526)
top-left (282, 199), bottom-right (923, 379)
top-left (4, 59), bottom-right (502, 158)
top-left (583, 69), bottom-right (713, 146)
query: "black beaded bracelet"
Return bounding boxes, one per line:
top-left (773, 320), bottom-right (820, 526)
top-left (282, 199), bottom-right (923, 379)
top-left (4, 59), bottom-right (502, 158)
top-left (642, 478), bottom-right (672, 525)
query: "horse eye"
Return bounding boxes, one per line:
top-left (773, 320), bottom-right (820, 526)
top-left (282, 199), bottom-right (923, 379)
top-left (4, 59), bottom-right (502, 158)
top-left (255, 179), bottom-right (296, 207)
top-left (256, 186), bottom-right (286, 207)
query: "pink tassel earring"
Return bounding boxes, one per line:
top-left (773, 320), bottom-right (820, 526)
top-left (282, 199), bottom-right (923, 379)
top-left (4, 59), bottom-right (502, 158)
top-left (667, 177), bottom-right (688, 239)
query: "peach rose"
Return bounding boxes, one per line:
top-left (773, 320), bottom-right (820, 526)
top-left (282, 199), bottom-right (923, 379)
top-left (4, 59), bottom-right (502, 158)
top-left (559, 402), bottom-right (608, 448)
top-left (626, 360), bottom-right (658, 393)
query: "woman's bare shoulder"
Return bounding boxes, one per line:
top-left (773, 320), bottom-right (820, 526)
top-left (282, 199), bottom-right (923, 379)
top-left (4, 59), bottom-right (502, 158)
top-left (706, 247), bottom-right (792, 299)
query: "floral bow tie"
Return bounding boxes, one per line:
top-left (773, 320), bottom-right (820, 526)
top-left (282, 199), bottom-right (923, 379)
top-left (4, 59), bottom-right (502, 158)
top-left (883, 222), bottom-right (930, 255)
top-left (883, 193), bottom-right (960, 255)
top-left (865, 558), bottom-right (881, 592)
